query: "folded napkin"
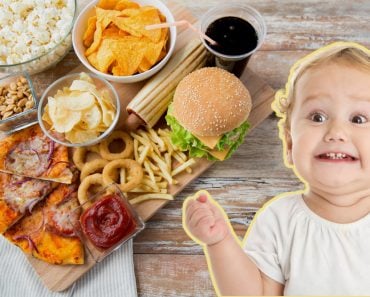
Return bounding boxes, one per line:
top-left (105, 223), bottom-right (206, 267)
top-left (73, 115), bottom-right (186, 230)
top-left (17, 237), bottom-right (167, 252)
top-left (0, 236), bottom-right (138, 297)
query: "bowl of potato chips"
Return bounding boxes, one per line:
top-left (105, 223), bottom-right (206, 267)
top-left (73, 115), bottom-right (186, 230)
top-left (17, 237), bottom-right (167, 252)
top-left (38, 72), bottom-right (120, 147)
top-left (72, 0), bottom-right (176, 83)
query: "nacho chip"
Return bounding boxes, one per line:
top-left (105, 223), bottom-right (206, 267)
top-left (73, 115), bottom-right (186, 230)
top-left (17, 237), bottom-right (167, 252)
top-left (115, 0), bottom-right (140, 10)
top-left (98, 0), bottom-right (119, 10)
top-left (114, 8), bottom-right (162, 42)
top-left (138, 57), bottom-right (152, 73)
top-left (102, 24), bottom-right (128, 38)
top-left (83, 16), bottom-right (97, 47)
top-left (95, 39), bottom-right (116, 73)
top-left (85, 8), bottom-right (123, 56)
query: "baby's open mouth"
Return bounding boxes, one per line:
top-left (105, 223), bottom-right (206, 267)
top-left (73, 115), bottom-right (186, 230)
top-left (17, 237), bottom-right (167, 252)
top-left (317, 152), bottom-right (357, 161)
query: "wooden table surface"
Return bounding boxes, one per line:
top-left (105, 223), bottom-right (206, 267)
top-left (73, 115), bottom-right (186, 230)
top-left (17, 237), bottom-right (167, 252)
top-left (30, 1), bottom-right (370, 296)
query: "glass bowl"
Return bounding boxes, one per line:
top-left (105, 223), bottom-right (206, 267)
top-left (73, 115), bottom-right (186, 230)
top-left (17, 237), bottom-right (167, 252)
top-left (0, 0), bottom-right (77, 75)
top-left (0, 72), bottom-right (38, 135)
top-left (38, 72), bottom-right (120, 147)
top-left (72, 0), bottom-right (177, 83)
top-left (68, 184), bottom-right (145, 262)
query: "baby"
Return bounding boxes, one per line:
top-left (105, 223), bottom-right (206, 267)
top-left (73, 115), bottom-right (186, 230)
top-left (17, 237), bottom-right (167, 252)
top-left (183, 42), bottom-right (370, 296)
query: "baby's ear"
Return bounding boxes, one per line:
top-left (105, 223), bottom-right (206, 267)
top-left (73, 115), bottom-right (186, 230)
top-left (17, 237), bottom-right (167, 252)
top-left (284, 129), bottom-right (293, 166)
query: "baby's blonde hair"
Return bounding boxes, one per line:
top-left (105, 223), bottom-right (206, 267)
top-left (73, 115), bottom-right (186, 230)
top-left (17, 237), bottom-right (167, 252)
top-left (272, 42), bottom-right (370, 134)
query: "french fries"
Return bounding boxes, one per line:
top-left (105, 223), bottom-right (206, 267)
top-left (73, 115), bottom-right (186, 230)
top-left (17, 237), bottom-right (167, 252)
top-left (128, 127), bottom-right (196, 204)
top-left (130, 193), bottom-right (174, 205)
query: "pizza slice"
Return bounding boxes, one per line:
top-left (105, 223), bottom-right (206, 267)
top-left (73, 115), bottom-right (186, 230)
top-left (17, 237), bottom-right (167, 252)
top-left (0, 124), bottom-right (73, 184)
top-left (0, 172), bottom-right (56, 234)
top-left (3, 181), bottom-right (84, 265)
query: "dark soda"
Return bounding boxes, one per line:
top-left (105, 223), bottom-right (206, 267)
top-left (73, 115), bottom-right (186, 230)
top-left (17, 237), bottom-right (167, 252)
top-left (205, 16), bottom-right (259, 77)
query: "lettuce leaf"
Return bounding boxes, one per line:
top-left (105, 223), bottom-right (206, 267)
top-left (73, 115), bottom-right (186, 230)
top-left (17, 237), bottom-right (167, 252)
top-left (165, 106), bottom-right (250, 161)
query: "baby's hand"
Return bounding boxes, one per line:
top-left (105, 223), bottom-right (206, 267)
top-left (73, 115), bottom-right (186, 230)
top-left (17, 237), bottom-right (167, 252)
top-left (183, 190), bottom-right (230, 246)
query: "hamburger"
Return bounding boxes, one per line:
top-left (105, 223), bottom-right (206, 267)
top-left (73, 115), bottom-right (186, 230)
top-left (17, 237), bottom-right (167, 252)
top-left (165, 67), bottom-right (252, 161)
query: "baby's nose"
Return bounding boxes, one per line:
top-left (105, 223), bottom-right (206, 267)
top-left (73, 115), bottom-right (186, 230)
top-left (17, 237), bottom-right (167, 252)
top-left (324, 121), bottom-right (348, 142)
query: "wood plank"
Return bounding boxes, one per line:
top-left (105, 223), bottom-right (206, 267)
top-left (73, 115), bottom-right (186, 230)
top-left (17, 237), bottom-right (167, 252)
top-left (133, 228), bottom-right (246, 255)
top-left (134, 254), bottom-right (215, 297)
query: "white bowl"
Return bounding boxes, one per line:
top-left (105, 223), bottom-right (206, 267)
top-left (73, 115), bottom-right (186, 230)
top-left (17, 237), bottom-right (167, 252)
top-left (72, 0), bottom-right (176, 83)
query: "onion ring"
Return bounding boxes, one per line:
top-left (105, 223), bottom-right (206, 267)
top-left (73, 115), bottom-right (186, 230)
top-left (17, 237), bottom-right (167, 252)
top-left (77, 173), bottom-right (105, 205)
top-left (99, 131), bottom-right (134, 161)
top-left (80, 159), bottom-right (109, 181)
top-left (89, 144), bottom-right (100, 154)
top-left (102, 159), bottom-right (143, 192)
top-left (72, 148), bottom-right (88, 171)
top-left (72, 146), bottom-right (101, 171)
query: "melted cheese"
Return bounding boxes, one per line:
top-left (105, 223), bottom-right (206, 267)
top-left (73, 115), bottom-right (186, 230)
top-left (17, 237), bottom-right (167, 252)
top-left (4, 177), bottom-right (52, 213)
top-left (193, 134), bottom-right (222, 149)
top-left (208, 147), bottom-right (231, 161)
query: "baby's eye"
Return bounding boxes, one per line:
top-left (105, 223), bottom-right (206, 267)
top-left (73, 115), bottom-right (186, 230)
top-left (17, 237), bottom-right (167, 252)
top-left (309, 112), bottom-right (327, 123)
top-left (351, 114), bottom-right (367, 124)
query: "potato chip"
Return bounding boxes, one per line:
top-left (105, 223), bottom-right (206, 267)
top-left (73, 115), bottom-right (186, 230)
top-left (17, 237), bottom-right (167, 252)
top-left (42, 105), bottom-right (52, 126)
top-left (46, 97), bottom-right (59, 121)
top-left (95, 92), bottom-right (116, 126)
top-left (79, 72), bottom-right (95, 84)
top-left (65, 129), bottom-right (100, 143)
top-left (80, 105), bottom-right (102, 130)
top-left (59, 92), bottom-right (96, 111)
top-left (53, 110), bottom-right (81, 133)
top-left (69, 79), bottom-right (96, 92)
top-left (83, 0), bottom-right (169, 76)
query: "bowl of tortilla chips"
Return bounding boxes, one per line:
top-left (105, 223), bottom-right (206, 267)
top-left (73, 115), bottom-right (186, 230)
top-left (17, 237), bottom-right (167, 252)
top-left (72, 0), bottom-right (176, 83)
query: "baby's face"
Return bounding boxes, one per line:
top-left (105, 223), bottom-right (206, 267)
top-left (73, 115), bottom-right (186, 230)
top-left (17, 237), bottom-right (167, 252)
top-left (287, 61), bottom-right (370, 198)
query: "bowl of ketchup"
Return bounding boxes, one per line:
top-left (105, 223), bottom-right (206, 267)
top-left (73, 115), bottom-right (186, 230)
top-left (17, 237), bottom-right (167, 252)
top-left (73, 185), bottom-right (145, 261)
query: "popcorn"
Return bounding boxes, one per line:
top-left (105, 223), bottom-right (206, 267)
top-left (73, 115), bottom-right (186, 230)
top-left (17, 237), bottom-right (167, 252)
top-left (0, 0), bottom-right (75, 74)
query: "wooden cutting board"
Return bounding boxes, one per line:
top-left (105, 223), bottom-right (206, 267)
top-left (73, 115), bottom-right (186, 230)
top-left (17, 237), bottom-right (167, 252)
top-left (27, 1), bottom-right (276, 292)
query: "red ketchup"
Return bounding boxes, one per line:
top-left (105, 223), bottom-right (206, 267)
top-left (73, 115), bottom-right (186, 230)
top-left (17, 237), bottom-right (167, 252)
top-left (80, 194), bottom-right (136, 249)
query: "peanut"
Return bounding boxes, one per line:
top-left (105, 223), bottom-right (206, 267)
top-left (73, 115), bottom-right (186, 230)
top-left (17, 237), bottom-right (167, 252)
top-left (0, 75), bottom-right (35, 121)
top-left (25, 100), bottom-right (35, 108)
top-left (2, 111), bottom-right (14, 119)
top-left (9, 83), bottom-right (17, 91)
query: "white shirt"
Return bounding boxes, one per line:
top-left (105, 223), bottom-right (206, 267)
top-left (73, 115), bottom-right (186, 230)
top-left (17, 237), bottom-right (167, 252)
top-left (243, 193), bottom-right (370, 296)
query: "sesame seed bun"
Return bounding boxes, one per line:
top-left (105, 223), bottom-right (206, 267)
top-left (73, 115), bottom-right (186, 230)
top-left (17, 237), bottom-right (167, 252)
top-left (172, 67), bottom-right (252, 137)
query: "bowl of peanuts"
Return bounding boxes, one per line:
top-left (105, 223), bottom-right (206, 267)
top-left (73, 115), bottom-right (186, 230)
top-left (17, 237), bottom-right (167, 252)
top-left (0, 71), bottom-right (38, 135)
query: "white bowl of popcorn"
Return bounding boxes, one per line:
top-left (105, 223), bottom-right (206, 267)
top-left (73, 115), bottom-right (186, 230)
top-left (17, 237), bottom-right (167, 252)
top-left (0, 0), bottom-right (76, 75)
